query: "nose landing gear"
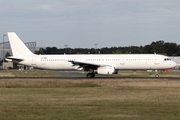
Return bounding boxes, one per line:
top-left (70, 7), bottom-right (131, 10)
top-left (155, 70), bottom-right (159, 78)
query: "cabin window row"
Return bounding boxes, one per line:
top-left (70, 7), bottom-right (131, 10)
top-left (41, 59), bottom-right (75, 61)
top-left (86, 59), bottom-right (154, 61)
top-left (40, 58), bottom-right (159, 62)
top-left (86, 59), bottom-right (120, 61)
top-left (126, 59), bottom-right (154, 61)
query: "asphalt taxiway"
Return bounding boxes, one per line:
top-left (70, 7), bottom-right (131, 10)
top-left (49, 71), bottom-right (180, 81)
top-left (0, 70), bottom-right (179, 81)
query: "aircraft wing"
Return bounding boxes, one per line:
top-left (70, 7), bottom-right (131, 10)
top-left (69, 61), bottom-right (103, 71)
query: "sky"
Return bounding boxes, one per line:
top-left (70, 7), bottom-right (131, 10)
top-left (1, 0), bottom-right (180, 48)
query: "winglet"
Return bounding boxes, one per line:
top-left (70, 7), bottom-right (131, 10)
top-left (7, 32), bottom-right (34, 56)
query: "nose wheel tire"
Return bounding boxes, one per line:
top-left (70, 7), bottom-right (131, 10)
top-left (155, 74), bottom-right (159, 78)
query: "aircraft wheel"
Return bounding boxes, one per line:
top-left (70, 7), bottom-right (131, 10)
top-left (92, 73), bottom-right (95, 78)
top-left (87, 73), bottom-right (95, 78)
top-left (155, 74), bottom-right (159, 78)
top-left (87, 73), bottom-right (92, 78)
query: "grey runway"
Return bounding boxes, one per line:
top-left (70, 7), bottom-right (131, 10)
top-left (0, 70), bottom-right (179, 80)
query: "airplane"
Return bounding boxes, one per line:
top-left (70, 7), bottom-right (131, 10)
top-left (6, 32), bottom-right (177, 78)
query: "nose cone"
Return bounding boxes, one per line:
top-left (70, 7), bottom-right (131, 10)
top-left (172, 61), bottom-right (177, 68)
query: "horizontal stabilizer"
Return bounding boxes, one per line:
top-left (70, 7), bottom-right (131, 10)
top-left (6, 56), bottom-right (23, 62)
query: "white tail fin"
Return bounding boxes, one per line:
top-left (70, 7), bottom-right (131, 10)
top-left (7, 32), bottom-right (34, 56)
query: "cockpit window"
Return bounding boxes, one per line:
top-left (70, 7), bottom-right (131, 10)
top-left (164, 58), bottom-right (171, 61)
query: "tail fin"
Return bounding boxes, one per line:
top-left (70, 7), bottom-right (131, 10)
top-left (7, 32), bottom-right (34, 56)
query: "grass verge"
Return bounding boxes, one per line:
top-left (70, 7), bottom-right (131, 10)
top-left (0, 70), bottom-right (69, 77)
top-left (0, 79), bottom-right (180, 119)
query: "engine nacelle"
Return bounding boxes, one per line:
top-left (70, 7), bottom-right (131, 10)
top-left (97, 66), bottom-right (118, 75)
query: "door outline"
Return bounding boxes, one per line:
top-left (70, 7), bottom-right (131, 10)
top-left (120, 57), bottom-right (125, 65)
top-left (154, 55), bottom-right (159, 65)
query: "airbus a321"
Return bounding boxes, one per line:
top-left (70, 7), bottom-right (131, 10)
top-left (6, 32), bottom-right (177, 78)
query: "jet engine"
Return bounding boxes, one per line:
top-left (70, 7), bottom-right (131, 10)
top-left (97, 66), bottom-right (118, 75)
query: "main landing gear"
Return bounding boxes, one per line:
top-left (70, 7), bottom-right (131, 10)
top-left (87, 73), bottom-right (95, 78)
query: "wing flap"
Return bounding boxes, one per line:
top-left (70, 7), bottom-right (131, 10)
top-left (69, 61), bottom-right (106, 71)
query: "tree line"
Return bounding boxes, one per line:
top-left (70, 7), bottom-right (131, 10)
top-left (35, 40), bottom-right (180, 56)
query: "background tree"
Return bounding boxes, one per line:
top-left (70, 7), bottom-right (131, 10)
top-left (35, 40), bottom-right (180, 56)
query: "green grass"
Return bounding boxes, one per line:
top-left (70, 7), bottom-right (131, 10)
top-left (0, 70), bottom-right (69, 77)
top-left (0, 79), bottom-right (180, 119)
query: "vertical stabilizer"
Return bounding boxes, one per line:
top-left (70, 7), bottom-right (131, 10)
top-left (7, 32), bottom-right (34, 56)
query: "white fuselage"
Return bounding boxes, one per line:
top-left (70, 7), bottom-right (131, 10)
top-left (18, 54), bottom-right (176, 71)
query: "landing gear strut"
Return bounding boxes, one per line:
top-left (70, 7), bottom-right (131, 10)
top-left (155, 70), bottom-right (159, 78)
top-left (87, 73), bottom-right (95, 78)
